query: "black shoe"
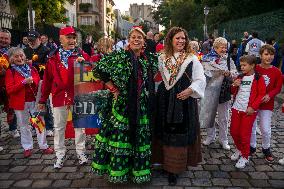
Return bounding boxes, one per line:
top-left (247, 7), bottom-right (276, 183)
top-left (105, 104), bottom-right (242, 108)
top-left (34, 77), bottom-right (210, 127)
top-left (262, 148), bottom-right (274, 162)
top-left (168, 173), bottom-right (177, 186)
top-left (250, 146), bottom-right (256, 156)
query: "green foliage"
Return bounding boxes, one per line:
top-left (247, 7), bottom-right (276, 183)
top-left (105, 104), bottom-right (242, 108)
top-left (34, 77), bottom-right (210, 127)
top-left (110, 30), bottom-right (116, 38)
top-left (153, 0), bottom-right (284, 39)
top-left (106, 7), bottom-right (111, 14)
top-left (219, 9), bottom-right (284, 42)
top-left (79, 25), bottom-right (104, 42)
top-left (153, 0), bottom-right (202, 38)
top-left (121, 15), bottom-right (131, 22)
top-left (10, 0), bottom-right (28, 30)
top-left (207, 4), bottom-right (229, 28)
top-left (67, 0), bottom-right (75, 4)
top-left (139, 21), bottom-right (150, 33)
top-left (10, 0), bottom-right (68, 30)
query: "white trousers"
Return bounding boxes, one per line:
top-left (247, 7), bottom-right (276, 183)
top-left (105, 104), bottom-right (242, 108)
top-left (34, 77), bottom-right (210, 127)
top-left (15, 102), bottom-right (48, 150)
top-left (250, 110), bottom-right (272, 149)
top-left (206, 101), bottom-right (230, 143)
top-left (53, 106), bottom-right (86, 158)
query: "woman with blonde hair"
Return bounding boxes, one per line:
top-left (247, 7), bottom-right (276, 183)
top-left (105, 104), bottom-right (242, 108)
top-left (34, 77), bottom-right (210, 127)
top-left (189, 40), bottom-right (199, 53)
top-left (91, 37), bottom-right (114, 62)
top-left (97, 37), bottom-right (114, 54)
top-left (91, 27), bottom-right (158, 183)
top-left (154, 27), bottom-right (206, 185)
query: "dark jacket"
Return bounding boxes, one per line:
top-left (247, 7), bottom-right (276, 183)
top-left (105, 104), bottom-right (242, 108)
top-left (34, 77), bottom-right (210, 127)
top-left (145, 39), bottom-right (156, 54)
top-left (24, 44), bottom-right (50, 79)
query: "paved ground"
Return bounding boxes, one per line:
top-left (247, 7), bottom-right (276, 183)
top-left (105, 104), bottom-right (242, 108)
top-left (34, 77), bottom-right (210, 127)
top-left (0, 95), bottom-right (284, 189)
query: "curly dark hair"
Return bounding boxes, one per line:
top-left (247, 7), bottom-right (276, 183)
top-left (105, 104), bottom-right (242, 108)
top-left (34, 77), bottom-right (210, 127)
top-left (164, 27), bottom-right (192, 57)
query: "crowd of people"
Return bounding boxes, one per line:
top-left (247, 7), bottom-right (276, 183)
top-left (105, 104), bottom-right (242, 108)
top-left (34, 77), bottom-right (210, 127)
top-left (0, 25), bottom-right (284, 186)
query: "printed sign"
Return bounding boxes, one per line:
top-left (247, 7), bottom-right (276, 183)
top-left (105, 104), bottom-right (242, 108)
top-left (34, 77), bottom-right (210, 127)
top-left (73, 61), bottom-right (109, 129)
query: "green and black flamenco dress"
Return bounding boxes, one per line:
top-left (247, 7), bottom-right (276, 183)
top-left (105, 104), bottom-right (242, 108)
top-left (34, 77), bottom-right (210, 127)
top-left (91, 49), bottom-right (157, 183)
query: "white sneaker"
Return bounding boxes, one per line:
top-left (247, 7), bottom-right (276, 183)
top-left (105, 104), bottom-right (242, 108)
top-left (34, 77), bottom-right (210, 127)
top-left (11, 130), bottom-right (20, 138)
top-left (46, 130), bottom-right (54, 137)
top-left (221, 142), bottom-right (230, 150)
top-left (235, 156), bottom-right (249, 169)
top-left (279, 158), bottom-right (284, 165)
top-left (202, 138), bottom-right (214, 146)
top-left (0, 146), bottom-right (3, 152)
top-left (231, 150), bottom-right (241, 161)
top-left (54, 156), bottom-right (66, 169)
top-left (77, 153), bottom-right (88, 165)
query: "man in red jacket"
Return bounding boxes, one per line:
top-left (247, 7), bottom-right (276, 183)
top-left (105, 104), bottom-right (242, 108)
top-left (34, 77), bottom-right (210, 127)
top-left (0, 29), bottom-right (20, 138)
top-left (38, 26), bottom-right (89, 169)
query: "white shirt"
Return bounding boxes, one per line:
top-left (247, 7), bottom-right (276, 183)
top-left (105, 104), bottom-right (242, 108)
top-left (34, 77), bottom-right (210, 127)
top-left (158, 53), bottom-right (206, 98)
top-left (113, 40), bottom-right (128, 51)
top-left (202, 55), bottom-right (238, 78)
top-left (245, 38), bottom-right (264, 57)
top-left (232, 74), bottom-right (254, 112)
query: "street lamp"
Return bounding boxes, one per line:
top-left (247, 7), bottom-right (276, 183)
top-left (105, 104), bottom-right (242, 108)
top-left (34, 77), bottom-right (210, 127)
top-left (203, 6), bottom-right (210, 41)
top-left (28, 0), bottom-right (34, 30)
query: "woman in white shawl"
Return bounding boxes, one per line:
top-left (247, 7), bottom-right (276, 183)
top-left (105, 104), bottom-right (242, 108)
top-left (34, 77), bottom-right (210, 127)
top-left (201, 37), bottom-right (238, 150)
top-left (153, 27), bottom-right (206, 186)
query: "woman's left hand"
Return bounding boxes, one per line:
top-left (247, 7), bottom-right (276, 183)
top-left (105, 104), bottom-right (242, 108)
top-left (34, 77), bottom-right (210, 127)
top-left (177, 88), bottom-right (193, 100)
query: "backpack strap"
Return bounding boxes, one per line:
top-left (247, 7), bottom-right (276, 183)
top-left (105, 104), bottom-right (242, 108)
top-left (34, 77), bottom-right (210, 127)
top-left (227, 55), bottom-right (231, 71)
top-left (254, 71), bottom-right (260, 80)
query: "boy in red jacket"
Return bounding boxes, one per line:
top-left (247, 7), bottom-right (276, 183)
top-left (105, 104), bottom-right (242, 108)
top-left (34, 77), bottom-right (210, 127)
top-left (38, 27), bottom-right (89, 169)
top-left (5, 47), bottom-right (53, 157)
top-left (250, 45), bottom-right (282, 162)
top-left (230, 55), bottom-right (266, 169)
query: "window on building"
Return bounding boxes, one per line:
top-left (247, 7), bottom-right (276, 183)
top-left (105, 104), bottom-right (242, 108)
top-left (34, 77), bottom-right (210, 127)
top-left (95, 15), bottom-right (99, 22)
top-left (81, 16), bottom-right (93, 25)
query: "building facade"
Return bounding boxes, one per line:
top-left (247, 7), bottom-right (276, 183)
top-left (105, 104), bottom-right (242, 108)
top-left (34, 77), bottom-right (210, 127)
top-left (0, 0), bottom-right (14, 29)
top-left (114, 9), bottom-right (134, 39)
top-left (101, 0), bottom-right (115, 37)
top-left (77, 0), bottom-right (115, 37)
top-left (64, 1), bottom-right (77, 27)
top-left (77, 0), bottom-right (101, 27)
top-left (130, 3), bottom-right (159, 32)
